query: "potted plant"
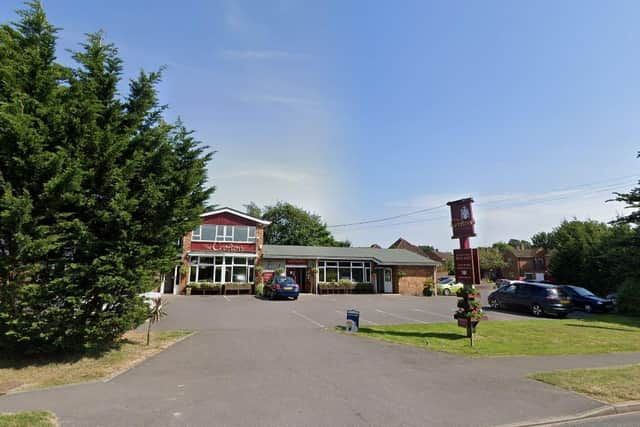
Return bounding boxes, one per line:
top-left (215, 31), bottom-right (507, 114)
top-left (454, 287), bottom-right (486, 346)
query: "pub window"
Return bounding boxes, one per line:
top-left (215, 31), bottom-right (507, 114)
top-left (189, 255), bottom-right (256, 283)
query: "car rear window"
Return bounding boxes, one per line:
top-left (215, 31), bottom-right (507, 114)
top-left (548, 287), bottom-right (568, 298)
top-left (274, 276), bottom-right (295, 284)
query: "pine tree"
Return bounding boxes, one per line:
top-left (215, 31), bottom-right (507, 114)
top-left (0, 2), bottom-right (213, 354)
top-left (613, 151), bottom-right (640, 226)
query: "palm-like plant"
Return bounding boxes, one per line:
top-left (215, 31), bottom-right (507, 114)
top-left (146, 297), bottom-right (168, 345)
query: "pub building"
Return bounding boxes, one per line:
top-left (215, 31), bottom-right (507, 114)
top-left (160, 207), bottom-right (439, 295)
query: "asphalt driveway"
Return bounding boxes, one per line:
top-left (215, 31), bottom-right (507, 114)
top-left (0, 294), bottom-right (636, 427)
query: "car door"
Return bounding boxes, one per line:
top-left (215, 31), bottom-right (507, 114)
top-left (565, 287), bottom-right (583, 309)
top-left (499, 284), bottom-right (517, 309)
top-left (514, 284), bottom-right (533, 312)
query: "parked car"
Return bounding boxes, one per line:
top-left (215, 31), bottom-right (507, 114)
top-left (437, 277), bottom-right (464, 296)
top-left (264, 275), bottom-right (299, 300)
top-left (495, 279), bottom-right (514, 288)
top-left (488, 281), bottom-right (573, 318)
top-left (560, 285), bottom-right (615, 313)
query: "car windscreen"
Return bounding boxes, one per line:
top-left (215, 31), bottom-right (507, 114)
top-left (274, 276), bottom-right (295, 284)
top-left (438, 277), bottom-right (453, 284)
top-left (571, 287), bottom-right (595, 297)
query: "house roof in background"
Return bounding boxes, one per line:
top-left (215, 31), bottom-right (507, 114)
top-left (504, 248), bottom-right (545, 258)
top-left (263, 245), bottom-right (440, 266)
top-left (388, 238), bottom-right (445, 263)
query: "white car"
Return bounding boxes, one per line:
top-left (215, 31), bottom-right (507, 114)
top-left (437, 277), bottom-right (464, 296)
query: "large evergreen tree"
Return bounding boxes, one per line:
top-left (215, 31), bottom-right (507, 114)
top-left (0, 2), bottom-right (213, 354)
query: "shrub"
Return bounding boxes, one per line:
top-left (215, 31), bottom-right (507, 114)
top-left (617, 278), bottom-right (640, 316)
top-left (338, 279), bottom-right (354, 289)
top-left (423, 287), bottom-right (433, 296)
top-left (255, 283), bottom-right (264, 297)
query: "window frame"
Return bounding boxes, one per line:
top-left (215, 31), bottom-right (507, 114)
top-left (191, 224), bottom-right (258, 243)
top-left (317, 260), bottom-right (371, 283)
top-left (189, 254), bottom-right (256, 283)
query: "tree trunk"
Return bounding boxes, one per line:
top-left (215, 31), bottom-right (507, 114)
top-left (146, 320), bottom-right (152, 345)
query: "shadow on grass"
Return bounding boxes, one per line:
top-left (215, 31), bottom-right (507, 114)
top-left (337, 326), bottom-right (466, 341)
top-left (569, 314), bottom-right (640, 329)
top-left (0, 337), bottom-right (130, 370)
top-left (565, 323), bottom-right (637, 332)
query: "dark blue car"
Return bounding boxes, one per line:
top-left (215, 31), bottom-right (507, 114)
top-left (561, 285), bottom-right (614, 313)
top-left (264, 275), bottom-right (299, 300)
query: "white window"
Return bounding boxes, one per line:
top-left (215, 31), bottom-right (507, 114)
top-left (192, 226), bottom-right (201, 240)
top-left (189, 255), bottom-right (256, 283)
top-left (317, 260), bottom-right (371, 283)
top-left (191, 225), bottom-right (258, 243)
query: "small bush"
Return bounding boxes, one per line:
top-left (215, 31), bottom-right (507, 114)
top-left (423, 287), bottom-right (433, 296)
top-left (617, 278), bottom-right (640, 316)
top-left (255, 283), bottom-right (264, 297)
top-left (338, 279), bottom-right (354, 289)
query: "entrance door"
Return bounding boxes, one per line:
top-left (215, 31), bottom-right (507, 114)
top-left (383, 268), bottom-right (393, 293)
top-left (286, 268), bottom-right (307, 292)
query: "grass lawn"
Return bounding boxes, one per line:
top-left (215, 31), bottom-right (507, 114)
top-left (344, 315), bottom-right (640, 356)
top-left (0, 411), bottom-right (56, 427)
top-left (0, 330), bottom-right (191, 393)
top-left (531, 364), bottom-right (640, 403)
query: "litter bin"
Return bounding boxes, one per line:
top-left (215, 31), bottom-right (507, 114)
top-left (346, 309), bottom-right (360, 330)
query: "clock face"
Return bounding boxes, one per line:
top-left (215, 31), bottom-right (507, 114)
top-left (460, 206), bottom-right (470, 220)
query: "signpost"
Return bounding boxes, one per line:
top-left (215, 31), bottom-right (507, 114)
top-left (447, 197), bottom-right (482, 345)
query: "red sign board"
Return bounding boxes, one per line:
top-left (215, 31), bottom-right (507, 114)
top-left (447, 198), bottom-right (476, 239)
top-left (190, 242), bottom-right (256, 253)
top-left (454, 248), bottom-right (480, 285)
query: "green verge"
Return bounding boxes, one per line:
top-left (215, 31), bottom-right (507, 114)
top-left (531, 364), bottom-right (640, 404)
top-left (0, 411), bottom-right (57, 427)
top-left (343, 315), bottom-right (640, 356)
top-left (0, 330), bottom-right (191, 393)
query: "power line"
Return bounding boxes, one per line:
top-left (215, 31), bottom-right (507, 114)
top-left (332, 180), bottom-right (636, 232)
top-left (327, 204), bottom-right (448, 228)
top-left (327, 174), bottom-right (638, 229)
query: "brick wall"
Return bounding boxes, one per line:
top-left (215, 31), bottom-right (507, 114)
top-left (397, 266), bottom-right (435, 296)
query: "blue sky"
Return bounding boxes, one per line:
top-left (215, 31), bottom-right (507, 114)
top-left (3, 0), bottom-right (639, 249)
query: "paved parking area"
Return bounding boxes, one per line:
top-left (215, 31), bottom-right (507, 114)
top-left (156, 291), bottom-right (578, 333)
top-left (0, 292), bottom-right (626, 427)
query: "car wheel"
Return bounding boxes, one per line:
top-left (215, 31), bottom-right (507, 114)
top-left (292, 295), bottom-right (298, 300)
top-left (584, 304), bottom-right (592, 313)
top-left (489, 299), bottom-right (500, 309)
top-left (443, 288), bottom-right (451, 296)
top-left (531, 304), bottom-right (544, 317)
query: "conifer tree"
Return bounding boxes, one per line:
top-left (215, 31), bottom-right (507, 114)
top-left (0, 2), bottom-right (213, 354)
